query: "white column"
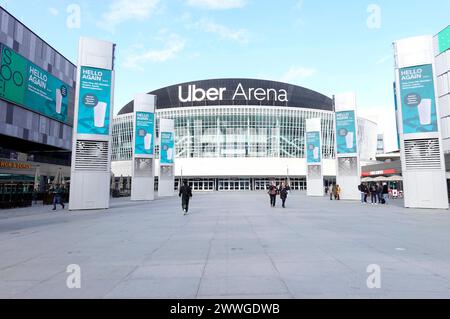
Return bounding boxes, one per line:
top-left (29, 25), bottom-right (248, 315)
top-left (334, 92), bottom-right (361, 201)
top-left (158, 118), bottom-right (175, 197)
top-left (131, 93), bottom-right (156, 201)
top-left (394, 35), bottom-right (448, 209)
top-left (306, 118), bottom-right (324, 196)
top-left (69, 37), bottom-right (115, 211)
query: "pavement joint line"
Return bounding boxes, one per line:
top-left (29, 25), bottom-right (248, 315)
top-left (195, 209), bottom-right (221, 298)
top-left (244, 214), bottom-right (295, 299)
top-left (2, 193), bottom-right (450, 298)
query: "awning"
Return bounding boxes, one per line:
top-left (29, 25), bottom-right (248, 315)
top-left (386, 175), bottom-right (403, 181)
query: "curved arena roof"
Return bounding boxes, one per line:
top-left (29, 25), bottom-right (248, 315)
top-left (118, 78), bottom-right (333, 115)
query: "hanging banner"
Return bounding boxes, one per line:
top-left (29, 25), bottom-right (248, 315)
top-left (0, 44), bottom-right (70, 124)
top-left (76, 66), bottom-right (112, 135)
top-left (160, 132), bottom-right (175, 165)
top-left (306, 131), bottom-right (321, 164)
top-left (134, 111), bottom-right (155, 156)
top-left (399, 64), bottom-right (438, 134)
top-left (335, 110), bottom-right (357, 154)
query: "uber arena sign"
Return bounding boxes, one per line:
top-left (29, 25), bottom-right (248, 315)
top-left (178, 83), bottom-right (288, 103)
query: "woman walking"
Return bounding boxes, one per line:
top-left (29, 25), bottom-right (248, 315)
top-left (268, 181), bottom-right (278, 207)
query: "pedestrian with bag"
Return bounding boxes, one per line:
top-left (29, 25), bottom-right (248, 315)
top-left (278, 181), bottom-right (291, 208)
top-left (268, 181), bottom-right (278, 207)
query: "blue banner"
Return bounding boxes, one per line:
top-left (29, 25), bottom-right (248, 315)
top-left (306, 131), bottom-right (321, 164)
top-left (134, 111), bottom-right (155, 156)
top-left (160, 132), bottom-right (175, 165)
top-left (399, 64), bottom-right (438, 134)
top-left (77, 66), bottom-right (112, 135)
top-left (336, 110), bottom-right (357, 154)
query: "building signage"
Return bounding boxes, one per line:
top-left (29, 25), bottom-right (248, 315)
top-left (178, 83), bottom-right (288, 103)
top-left (76, 66), bottom-right (112, 135)
top-left (0, 44), bottom-right (70, 124)
top-left (399, 64), bottom-right (438, 134)
top-left (134, 111), bottom-right (155, 156)
top-left (160, 132), bottom-right (175, 165)
top-left (361, 169), bottom-right (397, 177)
top-left (0, 161), bottom-right (33, 170)
top-left (306, 131), bottom-right (321, 164)
top-left (335, 110), bottom-right (357, 155)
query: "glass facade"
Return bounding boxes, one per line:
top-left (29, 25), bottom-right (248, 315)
top-left (112, 106), bottom-right (336, 161)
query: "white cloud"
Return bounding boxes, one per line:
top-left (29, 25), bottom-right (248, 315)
top-left (98, 0), bottom-right (160, 32)
top-left (48, 7), bottom-right (59, 16)
top-left (295, 0), bottom-right (304, 10)
top-left (186, 0), bottom-right (246, 10)
top-left (124, 34), bottom-right (186, 70)
top-left (280, 66), bottom-right (317, 83)
top-left (195, 19), bottom-right (249, 43)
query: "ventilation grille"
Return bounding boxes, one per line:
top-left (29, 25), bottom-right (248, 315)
top-left (75, 140), bottom-right (109, 171)
top-left (404, 139), bottom-right (442, 170)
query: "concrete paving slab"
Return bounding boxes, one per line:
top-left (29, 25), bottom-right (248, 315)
top-left (0, 191), bottom-right (449, 298)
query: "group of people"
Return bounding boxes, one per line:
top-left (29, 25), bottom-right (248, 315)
top-left (176, 179), bottom-right (393, 215)
top-left (267, 180), bottom-right (291, 208)
top-left (358, 182), bottom-right (389, 205)
top-left (325, 184), bottom-right (341, 200)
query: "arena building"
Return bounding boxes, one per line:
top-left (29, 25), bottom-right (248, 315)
top-left (111, 79), bottom-right (378, 191)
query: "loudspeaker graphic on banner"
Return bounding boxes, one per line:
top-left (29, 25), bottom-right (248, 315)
top-left (313, 147), bottom-right (319, 160)
top-left (167, 148), bottom-right (174, 161)
top-left (55, 89), bottom-right (63, 114)
top-left (346, 132), bottom-right (354, 149)
top-left (418, 98), bottom-right (432, 126)
top-left (94, 102), bottom-right (107, 128)
top-left (144, 133), bottom-right (152, 150)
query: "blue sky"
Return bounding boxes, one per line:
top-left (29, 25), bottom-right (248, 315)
top-left (2, 0), bottom-right (450, 152)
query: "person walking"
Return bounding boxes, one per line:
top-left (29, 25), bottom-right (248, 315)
top-left (268, 181), bottom-right (278, 207)
top-left (358, 183), bottom-right (365, 203)
top-left (52, 184), bottom-right (64, 211)
top-left (330, 184), bottom-right (336, 200)
top-left (370, 183), bottom-right (378, 205)
top-left (179, 180), bottom-right (193, 215)
top-left (336, 185), bottom-right (341, 200)
top-left (377, 183), bottom-right (384, 204)
top-left (278, 181), bottom-right (291, 208)
top-left (382, 183), bottom-right (389, 205)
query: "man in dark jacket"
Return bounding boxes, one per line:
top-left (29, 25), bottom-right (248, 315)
top-left (179, 180), bottom-right (193, 215)
top-left (278, 182), bottom-right (291, 208)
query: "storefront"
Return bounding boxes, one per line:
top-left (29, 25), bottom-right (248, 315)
top-left (0, 159), bottom-right (70, 208)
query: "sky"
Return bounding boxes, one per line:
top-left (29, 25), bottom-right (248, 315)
top-left (2, 0), bottom-right (450, 153)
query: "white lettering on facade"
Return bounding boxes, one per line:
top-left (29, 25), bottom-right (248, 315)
top-left (178, 83), bottom-right (289, 103)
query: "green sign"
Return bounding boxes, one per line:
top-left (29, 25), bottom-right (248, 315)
top-left (336, 111), bottom-right (357, 155)
top-left (160, 132), bottom-right (175, 165)
top-left (399, 64), bottom-right (438, 134)
top-left (77, 66), bottom-right (112, 135)
top-left (438, 25), bottom-right (450, 54)
top-left (0, 44), bottom-right (70, 124)
top-left (134, 111), bottom-right (155, 156)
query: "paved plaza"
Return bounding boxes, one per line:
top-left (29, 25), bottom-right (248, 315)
top-left (0, 191), bottom-right (450, 299)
